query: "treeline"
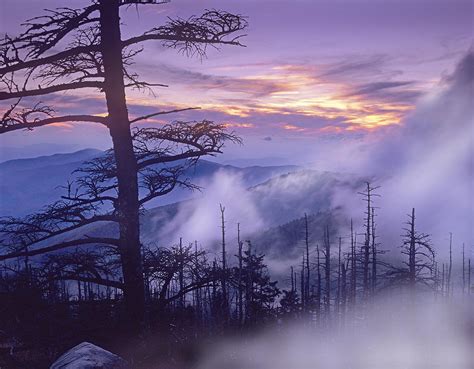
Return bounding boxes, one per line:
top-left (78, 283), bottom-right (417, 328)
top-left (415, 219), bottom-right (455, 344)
top-left (0, 183), bottom-right (472, 367)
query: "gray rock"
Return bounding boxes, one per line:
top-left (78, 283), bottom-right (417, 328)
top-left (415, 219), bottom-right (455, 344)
top-left (50, 342), bottom-right (131, 369)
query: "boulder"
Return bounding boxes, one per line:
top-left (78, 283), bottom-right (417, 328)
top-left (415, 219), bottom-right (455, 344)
top-left (50, 342), bottom-right (131, 369)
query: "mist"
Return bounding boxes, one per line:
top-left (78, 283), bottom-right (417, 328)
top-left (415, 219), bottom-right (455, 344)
top-left (157, 170), bottom-right (265, 248)
top-left (196, 297), bottom-right (474, 369)
top-left (321, 51), bottom-right (474, 259)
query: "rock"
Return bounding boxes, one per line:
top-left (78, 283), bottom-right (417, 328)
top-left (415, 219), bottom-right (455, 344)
top-left (50, 342), bottom-right (131, 369)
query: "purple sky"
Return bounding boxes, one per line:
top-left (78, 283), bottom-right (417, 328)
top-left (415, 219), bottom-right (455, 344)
top-left (0, 0), bottom-right (472, 162)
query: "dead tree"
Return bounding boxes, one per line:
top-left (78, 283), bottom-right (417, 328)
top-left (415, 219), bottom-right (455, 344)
top-left (219, 204), bottom-right (228, 319)
top-left (341, 259), bottom-right (347, 320)
top-left (0, 1), bottom-right (246, 331)
top-left (336, 237), bottom-right (342, 315)
top-left (469, 259), bottom-right (471, 295)
top-left (447, 233), bottom-right (453, 296)
top-left (323, 225), bottom-right (331, 315)
top-left (304, 213), bottom-right (311, 308)
top-left (178, 238), bottom-right (185, 308)
top-left (143, 243), bottom-right (216, 309)
top-left (462, 243), bottom-right (465, 294)
top-left (349, 219), bottom-right (357, 305)
top-left (237, 223), bottom-right (243, 325)
top-left (315, 243), bottom-right (322, 319)
top-left (371, 207), bottom-right (377, 293)
top-left (394, 208), bottom-right (436, 290)
top-left (300, 254), bottom-right (306, 310)
top-left (358, 182), bottom-right (380, 298)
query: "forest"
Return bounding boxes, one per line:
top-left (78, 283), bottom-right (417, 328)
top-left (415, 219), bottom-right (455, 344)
top-left (0, 180), bottom-right (472, 368)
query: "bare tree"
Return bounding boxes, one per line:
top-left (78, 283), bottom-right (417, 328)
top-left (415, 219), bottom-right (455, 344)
top-left (392, 208), bottom-right (436, 290)
top-left (219, 203), bottom-right (228, 320)
top-left (358, 182), bottom-right (380, 298)
top-left (304, 213), bottom-right (311, 307)
top-left (237, 223), bottom-right (244, 325)
top-left (336, 236), bottom-right (342, 315)
top-left (447, 232), bottom-right (453, 296)
top-left (315, 243), bottom-right (322, 319)
top-left (0, 1), bottom-right (247, 331)
top-left (349, 219), bottom-right (357, 305)
top-left (469, 258), bottom-right (471, 295)
top-left (462, 243), bottom-right (466, 294)
top-left (323, 225), bottom-right (331, 314)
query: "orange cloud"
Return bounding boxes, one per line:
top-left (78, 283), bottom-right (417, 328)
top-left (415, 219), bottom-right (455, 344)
top-left (167, 63), bottom-right (417, 132)
top-left (48, 122), bottom-right (74, 129)
top-left (283, 124), bottom-right (306, 132)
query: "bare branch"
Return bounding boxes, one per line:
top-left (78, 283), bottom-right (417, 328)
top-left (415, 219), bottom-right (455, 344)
top-left (0, 81), bottom-right (103, 101)
top-left (130, 107), bottom-right (200, 124)
top-left (123, 10), bottom-right (248, 57)
top-left (0, 237), bottom-right (119, 261)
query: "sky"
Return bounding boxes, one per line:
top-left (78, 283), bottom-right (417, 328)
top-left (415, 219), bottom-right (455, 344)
top-left (0, 0), bottom-right (472, 163)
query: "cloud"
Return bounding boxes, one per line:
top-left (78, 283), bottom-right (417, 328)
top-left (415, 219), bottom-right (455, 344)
top-left (129, 55), bottom-right (419, 133)
top-left (146, 63), bottom-right (292, 98)
top-left (157, 170), bottom-right (265, 248)
top-left (344, 80), bottom-right (422, 104)
top-left (317, 55), bottom-right (400, 81)
top-left (330, 50), bottom-right (474, 256)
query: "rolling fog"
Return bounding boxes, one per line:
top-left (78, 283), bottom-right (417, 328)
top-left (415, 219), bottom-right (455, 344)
top-left (197, 296), bottom-right (473, 369)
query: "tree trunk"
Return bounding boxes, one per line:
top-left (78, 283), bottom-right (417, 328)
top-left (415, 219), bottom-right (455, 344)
top-left (363, 183), bottom-right (371, 297)
top-left (371, 207), bottom-right (377, 294)
top-left (99, 0), bottom-right (144, 333)
top-left (304, 213), bottom-right (310, 306)
top-left (448, 232), bottom-right (453, 296)
top-left (219, 204), bottom-right (228, 320)
top-left (237, 223), bottom-right (243, 326)
top-left (337, 237), bottom-right (341, 316)
top-left (325, 226), bottom-right (331, 315)
top-left (350, 219), bottom-right (356, 305)
top-left (409, 208), bottom-right (416, 287)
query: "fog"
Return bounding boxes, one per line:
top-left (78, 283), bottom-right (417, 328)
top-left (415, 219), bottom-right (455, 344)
top-left (349, 51), bottom-right (473, 259)
top-left (197, 297), bottom-right (473, 369)
top-left (156, 170), bottom-right (265, 248)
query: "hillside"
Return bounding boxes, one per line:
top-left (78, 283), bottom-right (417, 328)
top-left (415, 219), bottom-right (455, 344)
top-left (0, 149), bottom-right (298, 217)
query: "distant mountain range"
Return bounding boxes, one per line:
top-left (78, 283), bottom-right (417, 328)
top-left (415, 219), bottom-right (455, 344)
top-left (0, 149), bottom-right (299, 217)
top-left (1, 149), bottom-right (366, 272)
top-left (0, 149), bottom-right (102, 216)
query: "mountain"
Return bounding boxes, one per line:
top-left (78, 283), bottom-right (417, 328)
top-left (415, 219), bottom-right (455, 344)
top-left (0, 149), bottom-right (102, 217)
top-left (0, 149), bottom-right (299, 217)
top-left (27, 169), bottom-right (364, 274)
top-left (0, 143), bottom-right (85, 163)
top-left (2, 149), bottom-right (368, 271)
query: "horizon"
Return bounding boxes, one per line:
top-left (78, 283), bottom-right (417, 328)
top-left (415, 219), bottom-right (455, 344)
top-left (1, 0), bottom-right (472, 164)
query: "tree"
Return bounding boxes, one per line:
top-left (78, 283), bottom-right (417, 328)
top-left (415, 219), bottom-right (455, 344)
top-left (315, 243), bottom-right (322, 318)
top-left (304, 213), bottom-right (311, 308)
top-left (447, 232), bottom-right (453, 296)
top-left (392, 208), bottom-right (435, 289)
top-left (236, 223), bottom-right (244, 325)
top-left (240, 241), bottom-right (279, 325)
top-left (143, 242), bottom-right (216, 309)
top-left (323, 225), bottom-right (331, 314)
top-left (358, 182), bottom-right (380, 298)
top-left (219, 204), bottom-right (229, 320)
top-left (349, 219), bottom-right (357, 305)
top-left (0, 1), bottom-right (247, 332)
top-left (279, 289), bottom-right (300, 320)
